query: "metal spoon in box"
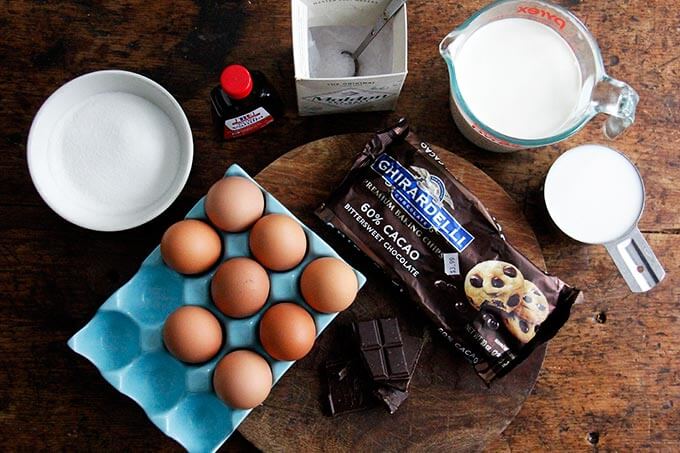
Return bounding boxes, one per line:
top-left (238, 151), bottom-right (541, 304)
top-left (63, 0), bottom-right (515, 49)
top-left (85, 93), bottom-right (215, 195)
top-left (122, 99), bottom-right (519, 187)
top-left (342, 0), bottom-right (407, 77)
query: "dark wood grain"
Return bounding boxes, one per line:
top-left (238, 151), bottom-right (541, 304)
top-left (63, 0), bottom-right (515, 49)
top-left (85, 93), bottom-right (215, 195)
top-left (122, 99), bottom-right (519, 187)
top-left (0, 0), bottom-right (678, 451)
top-left (238, 135), bottom-right (546, 452)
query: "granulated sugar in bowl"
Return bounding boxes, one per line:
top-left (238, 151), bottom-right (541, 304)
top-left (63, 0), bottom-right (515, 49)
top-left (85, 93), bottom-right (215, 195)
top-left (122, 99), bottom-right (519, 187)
top-left (28, 70), bottom-right (193, 231)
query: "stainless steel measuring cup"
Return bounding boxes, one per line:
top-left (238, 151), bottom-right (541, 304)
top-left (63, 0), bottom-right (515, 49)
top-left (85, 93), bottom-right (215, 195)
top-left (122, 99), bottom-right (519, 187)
top-left (544, 145), bottom-right (665, 293)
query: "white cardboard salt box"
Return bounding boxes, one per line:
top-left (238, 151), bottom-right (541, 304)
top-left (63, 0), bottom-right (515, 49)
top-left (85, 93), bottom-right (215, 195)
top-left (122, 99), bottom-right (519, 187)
top-left (292, 0), bottom-right (408, 116)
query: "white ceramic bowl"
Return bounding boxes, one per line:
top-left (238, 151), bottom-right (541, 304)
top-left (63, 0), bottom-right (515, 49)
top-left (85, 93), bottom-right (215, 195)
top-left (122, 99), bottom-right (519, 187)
top-left (27, 70), bottom-right (193, 231)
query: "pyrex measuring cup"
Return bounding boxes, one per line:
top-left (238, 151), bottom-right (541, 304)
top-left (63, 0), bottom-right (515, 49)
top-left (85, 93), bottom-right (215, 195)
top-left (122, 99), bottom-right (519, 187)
top-left (439, 0), bottom-right (639, 152)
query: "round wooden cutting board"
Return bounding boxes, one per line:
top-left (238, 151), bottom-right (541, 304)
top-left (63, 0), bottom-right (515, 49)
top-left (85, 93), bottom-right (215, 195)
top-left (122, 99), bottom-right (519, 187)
top-left (241, 134), bottom-right (547, 452)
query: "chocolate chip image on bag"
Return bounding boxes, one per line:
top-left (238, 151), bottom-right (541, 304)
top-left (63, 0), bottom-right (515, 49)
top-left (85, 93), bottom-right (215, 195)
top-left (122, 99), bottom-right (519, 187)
top-left (316, 119), bottom-right (582, 384)
top-left (464, 260), bottom-right (525, 313)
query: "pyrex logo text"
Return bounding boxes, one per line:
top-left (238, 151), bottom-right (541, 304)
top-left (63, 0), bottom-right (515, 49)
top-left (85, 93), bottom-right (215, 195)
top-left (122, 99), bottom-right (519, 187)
top-left (517, 5), bottom-right (566, 30)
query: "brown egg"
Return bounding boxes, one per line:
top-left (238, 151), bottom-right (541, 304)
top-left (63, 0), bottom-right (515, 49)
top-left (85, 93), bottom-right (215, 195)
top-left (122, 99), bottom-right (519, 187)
top-left (205, 176), bottom-right (264, 232)
top-left (213, 350), bottom-right (272, 409)
top-left (300, 257), bottom-right (359, 313)
top-left (160, 219), bottom-right (222, 274)
top-left (163, 306), bottom-right (223, 363)
top-left (259, 303), bottom-right (316, 361)
top-left (211, 257), bottom-right (270, 318)
top-left (249, 214), bottom-right (307, 271)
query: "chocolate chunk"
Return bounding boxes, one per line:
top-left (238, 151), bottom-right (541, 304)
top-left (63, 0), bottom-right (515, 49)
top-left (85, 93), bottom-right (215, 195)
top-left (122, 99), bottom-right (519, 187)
top-left (385, 378), bottom-right (408, 392)
top-left (325, 358), bottom-right (375, 416)
top-left (469, 275), bottom-right (483, 288)
top-left (356, 321), bottom-right (381, 350)
top-left (362, 349), bottom-right (389, 380)
top-left (366, 346), bottom-right (407, 381)
top-left (503, 266), bottom-right (518, 277)
top-left (519, 319), bottom-right (530, 333)
top-left (374, 386), bottom-right (409, 414)
top-left (355, 318), bottom-right (409, 382)
top-left (384, 334), bottom-right (426, 391)
top-left (491, 277), bottom-right (504, 288)
top-left (378, 318), bottom-right (403, 347)
top-left (507, 294), bottom-right (520, 307)
top-left (357, 318), bottom-right (403, 349)
top-left (385, 346), bottom-right (409, 379)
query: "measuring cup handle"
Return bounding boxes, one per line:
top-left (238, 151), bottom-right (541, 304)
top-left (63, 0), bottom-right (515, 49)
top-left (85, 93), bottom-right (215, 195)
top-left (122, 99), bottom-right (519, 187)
top-left (604, 228), bottom-right (665, 293)
top-left (593, 76), bottom-right (640, 139)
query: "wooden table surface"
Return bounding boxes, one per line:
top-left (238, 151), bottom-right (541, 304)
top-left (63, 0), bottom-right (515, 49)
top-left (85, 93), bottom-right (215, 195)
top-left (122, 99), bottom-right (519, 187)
top-left (1, 0), bottom-right (678, 451)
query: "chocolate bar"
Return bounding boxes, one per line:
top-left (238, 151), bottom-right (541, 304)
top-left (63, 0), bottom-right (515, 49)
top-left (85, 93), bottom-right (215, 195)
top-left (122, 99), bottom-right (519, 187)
top-left (325, 321), bottom-right (426, 416)
top-left (325, 358), bottom-right (375, 416)
top-left (355, 318), bottom-right (409, 381)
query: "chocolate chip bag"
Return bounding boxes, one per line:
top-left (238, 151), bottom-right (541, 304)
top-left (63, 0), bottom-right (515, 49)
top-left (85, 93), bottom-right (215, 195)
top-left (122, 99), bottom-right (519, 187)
top-left (316, 120), bottom-right (582, 384)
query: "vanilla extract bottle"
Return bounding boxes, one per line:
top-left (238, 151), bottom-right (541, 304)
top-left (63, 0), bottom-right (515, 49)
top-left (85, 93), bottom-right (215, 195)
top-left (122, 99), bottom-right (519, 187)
top-left (210, 64), bottom-right (284, 140)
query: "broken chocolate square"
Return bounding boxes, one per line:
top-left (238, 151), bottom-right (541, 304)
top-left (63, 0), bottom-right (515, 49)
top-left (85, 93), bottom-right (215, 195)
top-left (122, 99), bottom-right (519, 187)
top-left (374, 386), bottom-right (409, 414)
top-left (325, 358), bottom-right (375, 416)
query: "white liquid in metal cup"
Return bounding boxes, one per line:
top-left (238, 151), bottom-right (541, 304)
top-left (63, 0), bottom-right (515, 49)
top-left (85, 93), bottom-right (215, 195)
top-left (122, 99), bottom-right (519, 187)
top-left (544, 144), bottom-right (665, 293)
top-left (544, 144), bottom-right (644, 243)
top-left (453, 18), bottom-right (582, 140)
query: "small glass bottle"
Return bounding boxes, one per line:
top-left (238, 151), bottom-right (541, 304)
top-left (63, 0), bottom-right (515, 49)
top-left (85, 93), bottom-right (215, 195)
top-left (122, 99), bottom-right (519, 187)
top-left (210, 64), bottom-right (284, 140)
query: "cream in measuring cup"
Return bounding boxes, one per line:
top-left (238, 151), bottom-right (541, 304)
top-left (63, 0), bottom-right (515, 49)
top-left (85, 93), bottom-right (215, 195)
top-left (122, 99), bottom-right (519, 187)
top-left (544, 145), bottom-right (665, 293)
top-left (439, 0), bottom-right (639, 152)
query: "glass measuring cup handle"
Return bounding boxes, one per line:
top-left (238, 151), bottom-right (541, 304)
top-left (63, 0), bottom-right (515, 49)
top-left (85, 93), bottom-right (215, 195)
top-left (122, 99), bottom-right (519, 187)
top-left (592, 76), bottom-right (640, 139)
top-left (604, 228), bottom-right (665, 293)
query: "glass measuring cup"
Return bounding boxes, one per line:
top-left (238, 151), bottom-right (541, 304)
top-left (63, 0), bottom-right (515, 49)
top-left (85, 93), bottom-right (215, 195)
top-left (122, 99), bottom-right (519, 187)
top-left (439, 0), bottom-right (639, 152)
top-left (544, 145), bottom-right (665, 293)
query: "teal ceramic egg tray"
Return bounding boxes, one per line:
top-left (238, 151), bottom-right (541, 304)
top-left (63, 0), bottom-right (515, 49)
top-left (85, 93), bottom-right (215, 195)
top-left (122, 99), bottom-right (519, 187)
top-left (68, 164), bottom-right (366, 452)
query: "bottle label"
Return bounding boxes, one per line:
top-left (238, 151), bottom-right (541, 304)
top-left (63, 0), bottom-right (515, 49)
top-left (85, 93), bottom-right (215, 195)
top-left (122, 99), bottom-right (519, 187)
top-left (223, 107), bottom-right (273, 139)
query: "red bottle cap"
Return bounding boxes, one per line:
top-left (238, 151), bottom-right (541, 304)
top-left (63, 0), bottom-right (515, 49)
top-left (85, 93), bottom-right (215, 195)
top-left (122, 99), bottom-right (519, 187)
top-left (220, 65), bottom-right (253, 100)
